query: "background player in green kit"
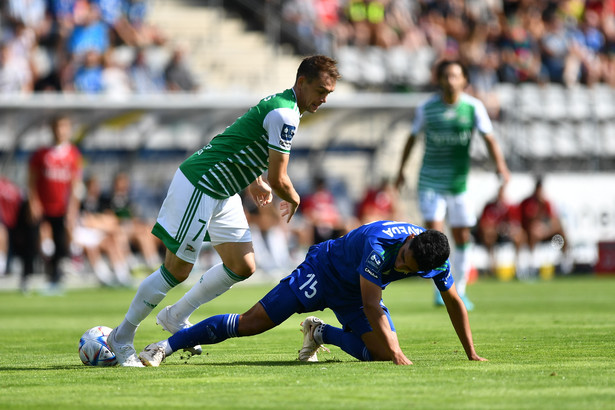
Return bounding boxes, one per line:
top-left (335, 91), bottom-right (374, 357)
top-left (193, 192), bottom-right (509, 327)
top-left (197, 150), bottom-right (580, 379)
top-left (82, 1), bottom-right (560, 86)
top-left (395, 60), bottom-right (510, 310)
top-left (108, 55), bottom-right (340, 366)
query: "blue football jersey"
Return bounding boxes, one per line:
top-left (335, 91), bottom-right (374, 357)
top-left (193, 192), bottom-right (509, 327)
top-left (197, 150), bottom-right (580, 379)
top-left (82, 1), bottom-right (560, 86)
top-left (312, 221), bottom-right (453, 309)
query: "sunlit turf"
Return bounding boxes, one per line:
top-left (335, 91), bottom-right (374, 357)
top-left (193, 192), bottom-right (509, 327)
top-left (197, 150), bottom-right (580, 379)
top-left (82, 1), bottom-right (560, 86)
top-left (1, 275), bottom-right (614, 409)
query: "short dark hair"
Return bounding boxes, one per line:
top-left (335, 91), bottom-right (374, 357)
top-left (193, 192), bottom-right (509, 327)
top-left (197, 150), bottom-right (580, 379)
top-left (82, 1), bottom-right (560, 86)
top-left (409, 230), bottom-right (450, 271)
top-left (435, 59), bottom-right (469, 82)
top-left (296, 55), bottom-right (340, 82)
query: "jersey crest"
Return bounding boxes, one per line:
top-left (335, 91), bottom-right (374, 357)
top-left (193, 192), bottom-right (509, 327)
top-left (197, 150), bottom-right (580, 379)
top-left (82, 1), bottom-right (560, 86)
top-left (365, 250), bottom-right (384, 278)
top-left (279, 124), bottom-right (295, 150)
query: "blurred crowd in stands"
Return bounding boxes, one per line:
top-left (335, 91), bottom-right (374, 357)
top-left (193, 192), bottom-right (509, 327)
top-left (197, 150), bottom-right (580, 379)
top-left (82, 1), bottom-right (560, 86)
top-left (283, 0), bottom-right (615, 92)
top-left (0, 0), bottom-right (198, 94)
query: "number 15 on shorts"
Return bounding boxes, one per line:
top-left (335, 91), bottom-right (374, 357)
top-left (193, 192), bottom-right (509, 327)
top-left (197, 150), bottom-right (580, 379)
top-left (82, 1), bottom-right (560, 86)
top-left (299, 273), bottom-right (318, 299)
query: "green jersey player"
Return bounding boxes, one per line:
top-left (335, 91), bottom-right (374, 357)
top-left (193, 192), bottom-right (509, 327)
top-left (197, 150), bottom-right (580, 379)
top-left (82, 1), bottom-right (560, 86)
top-left (108, 55), bottom-right (340, 366)
top-left (395, 60), bottom-right (510, 310)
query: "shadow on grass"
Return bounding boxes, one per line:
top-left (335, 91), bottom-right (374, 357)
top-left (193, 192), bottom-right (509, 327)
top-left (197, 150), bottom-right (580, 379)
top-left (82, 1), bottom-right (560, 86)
top-left (0, 359), bottom-right (346, 371)
top-left (0, 364), bottom-right (86, 371)
top-left (166, 356), bottom-right (347, 367)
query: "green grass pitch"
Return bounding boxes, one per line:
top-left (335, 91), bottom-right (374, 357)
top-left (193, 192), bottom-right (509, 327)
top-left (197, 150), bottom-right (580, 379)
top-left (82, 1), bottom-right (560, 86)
top-left (1, 275), bottom-right (614, 409)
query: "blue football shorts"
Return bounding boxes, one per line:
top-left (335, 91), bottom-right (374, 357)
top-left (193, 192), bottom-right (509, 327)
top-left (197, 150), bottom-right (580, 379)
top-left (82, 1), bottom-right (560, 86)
top-left (259, 251), bottom-right (396, 336)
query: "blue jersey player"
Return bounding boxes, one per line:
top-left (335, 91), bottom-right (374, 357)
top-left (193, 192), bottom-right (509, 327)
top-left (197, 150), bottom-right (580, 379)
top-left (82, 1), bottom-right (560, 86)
top-left (138, 221), bottom-right (487, 366)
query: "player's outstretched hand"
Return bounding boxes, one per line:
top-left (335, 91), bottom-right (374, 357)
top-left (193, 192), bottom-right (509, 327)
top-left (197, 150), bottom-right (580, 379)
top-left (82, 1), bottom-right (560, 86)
top-left (279, 201), bottom-right (298, 223)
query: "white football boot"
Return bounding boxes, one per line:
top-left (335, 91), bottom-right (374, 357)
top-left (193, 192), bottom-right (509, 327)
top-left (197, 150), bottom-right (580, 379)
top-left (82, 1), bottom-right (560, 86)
top-left (139, 343), bottom-right (166, 367)
top-left (107, 328), bottom-right (145, 367)
top-left (156, 306), bottom-right (202, 356)
top-left (298, 316), bottom-right (329, 362)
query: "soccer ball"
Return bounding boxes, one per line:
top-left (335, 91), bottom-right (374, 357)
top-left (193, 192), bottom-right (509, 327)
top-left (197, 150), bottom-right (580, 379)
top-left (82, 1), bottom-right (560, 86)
top-left (78, 326), bottom-right (117, 366)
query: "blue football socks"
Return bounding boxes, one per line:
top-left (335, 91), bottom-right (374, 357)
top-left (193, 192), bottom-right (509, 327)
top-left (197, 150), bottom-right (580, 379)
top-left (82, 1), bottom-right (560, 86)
top-left (322, 325), bottom-right (372, 361)
top-left (168, 313), bottom-right (239, 352)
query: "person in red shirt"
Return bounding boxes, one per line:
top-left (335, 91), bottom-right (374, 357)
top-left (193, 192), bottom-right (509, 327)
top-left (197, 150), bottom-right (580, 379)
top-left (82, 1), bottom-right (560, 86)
top-left (519, 177), bottom-right (567, 253)
top-left (475, 182), bottom-right (524, 275)
top-left (301, 176), bottom-right (349, 245)
top-left (28, 115), bottom-right (82, 293)
top-left (356, 178), bottom-right (399, 224)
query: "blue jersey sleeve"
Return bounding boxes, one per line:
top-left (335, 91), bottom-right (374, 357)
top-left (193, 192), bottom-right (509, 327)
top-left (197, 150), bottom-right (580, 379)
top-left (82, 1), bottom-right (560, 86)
top-left (358, 240), bottom-right (386, 288)
top-left (431, 261), bottom-right (454, 291)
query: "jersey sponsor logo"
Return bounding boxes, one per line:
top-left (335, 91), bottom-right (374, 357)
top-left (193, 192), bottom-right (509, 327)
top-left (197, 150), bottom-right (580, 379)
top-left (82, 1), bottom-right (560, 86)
top-left (364, 267), bottom-right (379, 278)
top-left (279, 124), bottom-right (295, 149)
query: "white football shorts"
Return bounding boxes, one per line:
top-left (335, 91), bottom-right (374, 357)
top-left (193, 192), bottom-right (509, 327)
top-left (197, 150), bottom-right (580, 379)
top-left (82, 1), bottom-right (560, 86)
top-left (418, 189), bottom-right (476, 228)
top-left (153, 169), bottom-right (251, 264)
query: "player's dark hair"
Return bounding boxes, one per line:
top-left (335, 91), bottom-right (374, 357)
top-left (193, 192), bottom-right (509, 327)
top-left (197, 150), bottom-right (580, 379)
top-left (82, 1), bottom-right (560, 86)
top-left (435, 59), bottom-right (469, 82)
top-left (296, 55), bottom-right (340, 82)
top-left (410, 230), bottom-right (450, 271)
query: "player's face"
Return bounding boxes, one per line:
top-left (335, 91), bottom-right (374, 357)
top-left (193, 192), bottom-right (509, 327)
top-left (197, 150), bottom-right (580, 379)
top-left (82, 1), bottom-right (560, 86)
top-left (439, 64), bottom-right (467, 97)
top-left (394, 235), bottom-right (420, 274)
top-left (296, 72), bottom-right (336, 114)
top-left (52, 117), bottom-right (72, 145)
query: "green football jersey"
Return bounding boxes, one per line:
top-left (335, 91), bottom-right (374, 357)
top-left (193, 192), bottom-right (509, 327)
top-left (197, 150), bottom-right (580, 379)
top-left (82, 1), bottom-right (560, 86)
top-left (412, 92), bottom-right (493, 194)
top-left (179, 89), bottom-right (301, 199)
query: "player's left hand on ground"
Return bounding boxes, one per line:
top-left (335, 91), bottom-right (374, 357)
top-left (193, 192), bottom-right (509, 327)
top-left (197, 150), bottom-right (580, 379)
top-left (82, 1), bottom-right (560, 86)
top-left (469, 354), bottom-right (488, 361)
top-left (392, 352), bottom-right (413, 365)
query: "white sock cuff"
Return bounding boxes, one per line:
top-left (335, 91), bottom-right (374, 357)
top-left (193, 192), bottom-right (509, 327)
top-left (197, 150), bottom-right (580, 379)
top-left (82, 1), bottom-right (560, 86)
top-left (313, 324), bottom-right (325, 345)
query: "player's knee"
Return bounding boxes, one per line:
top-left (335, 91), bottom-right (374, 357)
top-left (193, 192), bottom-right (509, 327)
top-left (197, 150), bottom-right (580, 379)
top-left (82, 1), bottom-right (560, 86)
top-left (225, 259), bottom-right (256, 278)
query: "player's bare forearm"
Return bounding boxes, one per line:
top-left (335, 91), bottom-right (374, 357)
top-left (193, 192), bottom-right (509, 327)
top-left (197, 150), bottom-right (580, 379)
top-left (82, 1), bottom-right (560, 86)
top-left (395, 134), bottom-right (416, 190)
top-left (441, 287), bottom-right (487, 361)
top-left (483, 134), bottom-right (510, 183)
top-left (363, 303), bottom-right (411, 365)
top-left (268, 150), bottom-right (300, 222)
top-left (360, 276), bottom-right (412, 365)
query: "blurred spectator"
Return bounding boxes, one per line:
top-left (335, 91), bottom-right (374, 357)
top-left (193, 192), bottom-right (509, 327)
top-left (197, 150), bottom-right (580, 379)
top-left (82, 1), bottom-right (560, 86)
top-left (1, 179), bottom-right (39, 292)
top-left (101, 49), bottom-right (131, 95)
top-left (498, 16), bottom-right (542, 84)
top-left (124, 0), bottom-right (167, 46)
top-left (67, 1), bottom-right (110, 58)
top-left (27, 115), bottom-right (83, 294)
top-left (0, 178), bottom-right (28, 279)
top-left (5, 0), bottom-right (48, 33)
top-left (100, 171), bottom-right (161, 269)
top-left (75, 175), bottom-right (133, 286)
top-left (461, 19), bottom-right (502, 117)
top-left (345, 0), bottom-right (399, 48)
top-left (164, 45), bottom-right (198, 92)
top-left (570, 9), bottom-right (606, 86)
top-left (0, 41), bottom-right (34, 93)
top-left (356, 178), bottom-right (399, 224)
top-left (300, 176), bottom-right (349, 245)
top-left (283, 0), bottom-right (350, 55)
top-left (539, 8), bottom-right (573, 85)
top-left (474, 182), bottom-right (524, 275)
top-left (129, 48), bottom-right (165, 93)
top-left (94, 0), bottom-right (141, 46)
top-left (72, 49), bottom-right (104, 93)
top-left (519, 176), bottom-right (567, 253)
top-left (519, 176), bottom-right (573, 275)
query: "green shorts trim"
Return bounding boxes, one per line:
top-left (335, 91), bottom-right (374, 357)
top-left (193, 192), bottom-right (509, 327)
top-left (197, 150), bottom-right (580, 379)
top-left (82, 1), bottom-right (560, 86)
top-left (152, 222), bottom-right (180, 255)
